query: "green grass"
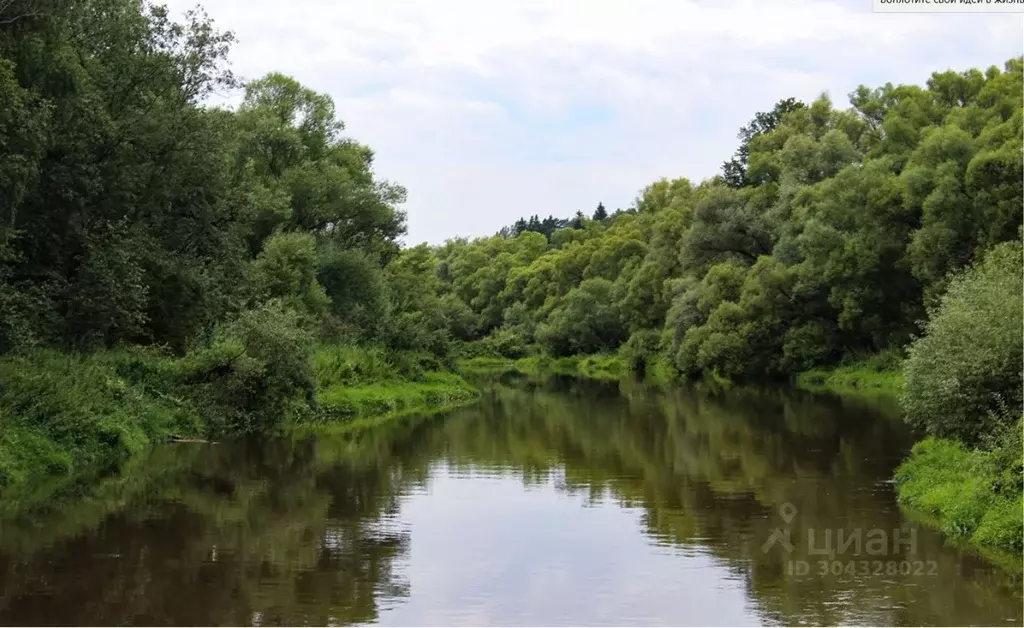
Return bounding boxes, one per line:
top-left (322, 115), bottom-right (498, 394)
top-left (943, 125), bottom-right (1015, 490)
top-left (569, 354), bottom-right (627, 380)
top-left (894, 432), bottom-right (1023, 557)
top-left (796, 352), bottom-right (906, 398)
top-left (0, 344), bottom-right (478, 494)
top-left (457, 353), bottom-right (626, 382)
top-left (308, 344), bottom-right (479, 424)
top-left (454, 356), bottom-right (520, 375)
top-left (0, 348), bottom-right (203, 489)
top-left (313, 371), bottom-right (478, 423)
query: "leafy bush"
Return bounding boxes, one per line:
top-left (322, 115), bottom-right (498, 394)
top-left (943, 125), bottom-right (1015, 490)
top-left (180, 300), bottom-right (316, 435)
top-left (902, 241), bottom-right (1023, 443)
top-left (619, 329), bottom-right (661, 374)
top-left (312, 345), bottom-right (398, 388)
top-left (464, 329), bottom-right (530, 360)
top-left (250, 231), bottom-right (330, 317)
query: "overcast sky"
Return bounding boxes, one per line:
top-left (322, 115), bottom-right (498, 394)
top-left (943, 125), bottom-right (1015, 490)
top-left (161, 0), bottom-right (1023, 245)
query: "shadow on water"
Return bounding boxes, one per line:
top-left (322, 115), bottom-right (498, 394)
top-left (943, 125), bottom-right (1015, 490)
top-left (0, 376), bottom-right (1020, 626)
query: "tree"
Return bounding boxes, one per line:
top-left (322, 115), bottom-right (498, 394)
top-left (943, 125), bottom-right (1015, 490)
top-left (593, 202), bottom-right (608, 221)
top-left (430, 57), bottom-right (1022, 392)
top-left (536, 278), bottom-right (628, 356)
top-left (235, 73), bottom-right (407, 258)
top-left (722, 97), bottom-right (806, 188)
top-left (0, 0), bottom-right (242, 352)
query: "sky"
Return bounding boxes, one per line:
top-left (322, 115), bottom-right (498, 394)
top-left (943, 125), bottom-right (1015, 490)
top-left (161, 0), bottom-right (1023, 245)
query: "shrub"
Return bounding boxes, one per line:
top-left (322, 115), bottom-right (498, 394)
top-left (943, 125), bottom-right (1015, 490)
top-left (902, 240), bottom-right (1023, 444)
top-left (180, 300), bottom-right (315, 435)
top-left (619, 329), bottom-right (661, 374)
top-left (468, 329), bottom-right (529, 360)
top-left (250, 231), bottom-right (329, 317)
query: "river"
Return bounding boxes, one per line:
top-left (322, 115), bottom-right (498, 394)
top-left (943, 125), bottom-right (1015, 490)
top-left (0, 375), bottom-right (1020, 626)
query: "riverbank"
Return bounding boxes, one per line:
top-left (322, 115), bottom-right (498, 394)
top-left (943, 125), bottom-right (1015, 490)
top-left (795, 353), bottom-right (905, 399)
top-left (458, 354), bottom-right (626, 381)
top-left (894, 427), bottom-right (1023, 558)
top-left (795, 354), bottom-right (1022, 558)
top-left (311, 345), bottom-right (478, 422)
top-left (0, 346), bottom-right (479, 493)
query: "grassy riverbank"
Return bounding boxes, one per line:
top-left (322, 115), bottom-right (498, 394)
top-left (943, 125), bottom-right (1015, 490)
top-left (894, 426), bottom-right (1023, 556)
top-left (0, 346), bottom-right (478, 492)
top-left (796, 348), bottom-right (1022, 558)
top-left (458, 354), bottom-right (627, 381)
top-left (795, 351), bottom-right (905, 398)
top-left (311, 346), bottom-right (478, 421)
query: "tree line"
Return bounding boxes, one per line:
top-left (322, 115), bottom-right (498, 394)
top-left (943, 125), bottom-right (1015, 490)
top-left (434, 59), bottom-right (1023, 446)
top-left (0, 0), bottom-right (1020, 452)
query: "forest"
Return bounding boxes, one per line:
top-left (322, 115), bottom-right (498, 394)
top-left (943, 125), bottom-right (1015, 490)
top-left (0, 0), bottom-right (476, 489)
top-left (0, 1), bottom-right (1020, 555)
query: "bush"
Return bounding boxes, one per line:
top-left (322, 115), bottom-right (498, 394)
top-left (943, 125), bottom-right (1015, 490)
top-left (250, 231), bottom-right (329, 317)
top-left (312, 345), bottom-right (397, 388)
top-left (859, 347), bottom-right (906, 372)
top-left (463, 329), bottom-right (530, 360)
top-left (903, 240), bottom-right (1023, 444)
top-left (180, 300), bottom-right (315, 435)
top-left (619, 329), bottom-right (661, 374)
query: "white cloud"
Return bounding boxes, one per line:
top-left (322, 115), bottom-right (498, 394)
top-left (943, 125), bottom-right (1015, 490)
top-left (164, 0), bottom-right (1023, 244)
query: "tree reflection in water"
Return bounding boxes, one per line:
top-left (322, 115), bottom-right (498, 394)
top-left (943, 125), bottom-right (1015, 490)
top-left (0, 377), bottom-right (1020, 626)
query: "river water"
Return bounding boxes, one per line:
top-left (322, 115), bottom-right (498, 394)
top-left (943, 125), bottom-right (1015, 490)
top-left (0, 375), bottom-right (1020, 626)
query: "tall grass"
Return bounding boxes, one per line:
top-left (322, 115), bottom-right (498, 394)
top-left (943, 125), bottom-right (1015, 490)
top-left (457, 353), bottom-right (627, 382)
top-left (894, 422), bottom-right (1023, 555)
top-left (0, 348), bottom-right (200, 487)
top-left (0, 344), bottom-right (479, 492)
top-left (310, 345), bottom-right (478, 421)
top-left (796, 349), bottom-right (906, 398)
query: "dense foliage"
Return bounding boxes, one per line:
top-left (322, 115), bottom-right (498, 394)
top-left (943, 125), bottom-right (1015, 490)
top-left (0, 2), bottom-right (456, 424)
top-left (430, 61), bottom-right (1022, 385)
top-left (0, 0), bottom-right (472, 487)
top-left (903, 241), bottom-right (1023, 444)
top-left (894, 242), bottom-right (1022, 553)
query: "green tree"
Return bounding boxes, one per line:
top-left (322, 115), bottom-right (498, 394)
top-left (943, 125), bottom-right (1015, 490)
top-left (537, 278), bottom-right (628, 356)
top-left (722, 97), bottom-right (806, 188)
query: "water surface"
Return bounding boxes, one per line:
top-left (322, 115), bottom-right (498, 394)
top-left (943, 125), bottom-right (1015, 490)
top-left (0, 376), bottom-right (1020, 626)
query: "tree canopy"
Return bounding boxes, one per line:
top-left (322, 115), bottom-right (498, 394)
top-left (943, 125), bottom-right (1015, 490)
top-left (429, 59), bottom-right (1023, 384)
